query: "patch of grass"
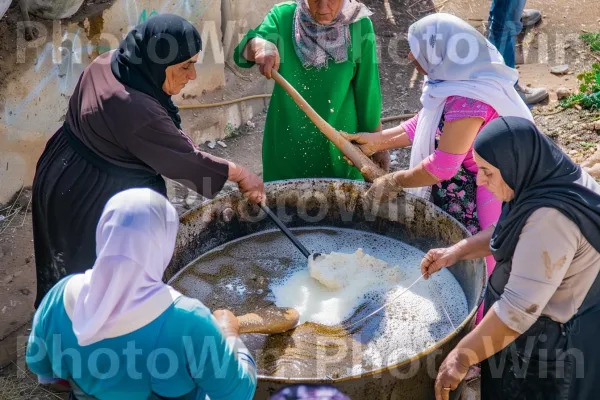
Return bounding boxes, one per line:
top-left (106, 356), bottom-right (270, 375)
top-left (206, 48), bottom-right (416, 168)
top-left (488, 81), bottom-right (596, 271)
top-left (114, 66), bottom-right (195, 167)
top-left (561, 33), bottom-right (600, 110)
top-left (580, 141), bottom-right (597, 148)
top-left (560, 63), bottom-right (600, 110)
top-left (581, 32), bottom-right (600, 52)
top-left (225, 122), bottom-right (236, 137)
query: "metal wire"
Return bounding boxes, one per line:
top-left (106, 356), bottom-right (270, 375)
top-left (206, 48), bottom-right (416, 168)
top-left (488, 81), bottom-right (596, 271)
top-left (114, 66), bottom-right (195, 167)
top-left (344, 273), bottom-right (426, 329)
top-left (343, 273), bottom-right (458, 332)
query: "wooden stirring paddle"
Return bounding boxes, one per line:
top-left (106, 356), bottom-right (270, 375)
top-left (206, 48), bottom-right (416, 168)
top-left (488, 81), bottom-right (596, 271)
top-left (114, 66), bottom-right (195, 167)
top-left (238, 307), bottom-right (300, 335)
top-left (271, 70), bottom-right (386, 182)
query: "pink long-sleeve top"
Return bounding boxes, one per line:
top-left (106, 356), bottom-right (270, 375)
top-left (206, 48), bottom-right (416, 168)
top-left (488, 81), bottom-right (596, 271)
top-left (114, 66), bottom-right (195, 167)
top-left (401, 96), bottom-right (499, 175)
top-left (403, 96), bottom-right (502, 293)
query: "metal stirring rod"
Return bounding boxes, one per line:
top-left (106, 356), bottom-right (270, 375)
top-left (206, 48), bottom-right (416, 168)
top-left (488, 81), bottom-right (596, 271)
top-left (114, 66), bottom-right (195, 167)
top-left (260, 203), bottom-right (321, 259)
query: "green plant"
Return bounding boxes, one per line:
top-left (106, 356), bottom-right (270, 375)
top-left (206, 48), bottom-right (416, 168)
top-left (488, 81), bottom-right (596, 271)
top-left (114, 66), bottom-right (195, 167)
top-left (581, 32), bottom-right (600, 52)
top-left (225, 122), bottom-right (236, 137)
top-left (560, 63), bottom-right (600, 110)
top-left (580, 141), bottom-right (597, 148)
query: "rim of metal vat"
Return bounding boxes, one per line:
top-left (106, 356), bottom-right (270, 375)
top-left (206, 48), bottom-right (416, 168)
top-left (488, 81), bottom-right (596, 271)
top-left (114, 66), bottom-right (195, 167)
top-left (171, 178), bottom-right (488, 384)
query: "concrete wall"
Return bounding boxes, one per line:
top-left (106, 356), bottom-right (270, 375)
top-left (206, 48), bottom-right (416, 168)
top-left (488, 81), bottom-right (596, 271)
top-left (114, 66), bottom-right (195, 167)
top-left (0, 0), bottom-right (279, 204)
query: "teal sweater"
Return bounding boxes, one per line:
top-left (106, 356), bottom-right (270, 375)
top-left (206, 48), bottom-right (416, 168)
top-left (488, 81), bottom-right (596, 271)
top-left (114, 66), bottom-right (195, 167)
top-left (26, 276), bottom-right (257, 400)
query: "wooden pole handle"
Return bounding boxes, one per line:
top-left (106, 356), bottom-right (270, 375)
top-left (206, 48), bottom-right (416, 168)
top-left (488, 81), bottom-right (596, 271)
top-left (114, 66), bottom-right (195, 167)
top-left (271, 70), bottom-right (386, 182)
top-left (237, 307), bottom-right (300, 335)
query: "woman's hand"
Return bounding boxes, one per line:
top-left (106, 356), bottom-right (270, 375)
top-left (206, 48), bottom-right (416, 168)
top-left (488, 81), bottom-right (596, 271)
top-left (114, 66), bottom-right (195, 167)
top-left (435, 349), bottom-right (470, 400)
top-left (420, 246), bottom-right (461, 280)
top-left (213, 309), bottom-right (240, 338)
top-left (237, 170), bottom-right (265, 204)
top-left (229, 163), bottom-right (265, 204)
top-left (372, 150), bottom-right (391, 172)
top-left (364, 172), bottom-right (403, 206)
top-left (343, 132), bottom-right (383, 157)
top-left (245, 38), bottom-right (280, 79)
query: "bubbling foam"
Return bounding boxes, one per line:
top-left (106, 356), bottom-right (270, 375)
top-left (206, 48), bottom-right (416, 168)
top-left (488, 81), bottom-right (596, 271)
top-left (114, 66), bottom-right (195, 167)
top-left (272, 249), bottom-right (406, 325)
top-left (171, 227), bottom-right (470, 378)
top-left (269, 231), bottom-right (469, 372)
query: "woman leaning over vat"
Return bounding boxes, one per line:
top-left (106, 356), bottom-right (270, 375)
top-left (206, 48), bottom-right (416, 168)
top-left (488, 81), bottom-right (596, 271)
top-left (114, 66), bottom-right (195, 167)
top-left (421, 117), bottom-right (600, 400)
top-left (347, 13), bottom-right (533, 321)
top-left (233, 0), bottom-right (388, 182)
top-left (31, 14), bottom-right (264, 308)
top-left (26, 188), bottom-right (257, 400)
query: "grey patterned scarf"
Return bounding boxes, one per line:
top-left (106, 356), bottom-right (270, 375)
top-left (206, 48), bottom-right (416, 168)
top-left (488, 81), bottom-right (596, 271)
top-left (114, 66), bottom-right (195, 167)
top-left (293, 0), bottom-right (372, 70)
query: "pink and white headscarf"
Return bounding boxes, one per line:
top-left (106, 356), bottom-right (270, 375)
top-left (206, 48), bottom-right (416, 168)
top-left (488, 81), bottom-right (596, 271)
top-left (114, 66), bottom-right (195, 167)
top-left (64, 188), bottom-right (182, 346)
top-left (407, 13), bottom-right (534, 199)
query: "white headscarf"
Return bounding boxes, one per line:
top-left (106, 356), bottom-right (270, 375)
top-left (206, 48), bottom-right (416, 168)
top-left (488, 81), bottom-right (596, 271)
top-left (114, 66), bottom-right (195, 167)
top-left (64, 188), bottom-right (182, 346)
top-left (407, 13), bottom-right (534, 199)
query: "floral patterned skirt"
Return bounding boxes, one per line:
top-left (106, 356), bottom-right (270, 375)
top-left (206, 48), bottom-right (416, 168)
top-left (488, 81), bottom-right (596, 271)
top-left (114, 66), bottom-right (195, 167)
top-left (269, 385), bottom-right (350, 400)
top-left (431, 166), bottom-right (480, 235)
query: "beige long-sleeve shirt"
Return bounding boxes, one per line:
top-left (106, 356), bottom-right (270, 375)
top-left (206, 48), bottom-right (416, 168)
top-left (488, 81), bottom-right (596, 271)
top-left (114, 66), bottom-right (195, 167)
top-left (494, 207), bottom-right (600, 334)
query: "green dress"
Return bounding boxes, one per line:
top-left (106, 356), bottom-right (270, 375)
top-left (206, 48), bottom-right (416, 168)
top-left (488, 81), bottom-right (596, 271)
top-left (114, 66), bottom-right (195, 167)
top-left (234, 1), bottom-right (382, 182)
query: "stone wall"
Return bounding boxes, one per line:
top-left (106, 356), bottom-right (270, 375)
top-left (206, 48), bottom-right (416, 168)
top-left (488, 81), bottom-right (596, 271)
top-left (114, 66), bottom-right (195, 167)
top-left (0, 0), bottom-right (279, 204)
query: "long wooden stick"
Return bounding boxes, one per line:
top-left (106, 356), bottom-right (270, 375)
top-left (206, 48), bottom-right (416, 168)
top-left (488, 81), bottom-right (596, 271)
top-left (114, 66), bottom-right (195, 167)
top-left (238, 307), bottom-right (299, 334)
top-left (271, 70), bottom-right (386, 182)
top-left (383, 0), bottom-right (396, 25)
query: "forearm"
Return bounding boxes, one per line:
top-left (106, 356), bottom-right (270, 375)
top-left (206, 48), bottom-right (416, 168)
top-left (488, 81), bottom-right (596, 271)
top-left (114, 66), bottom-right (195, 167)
top-left (452, 225), bottom-right (494, 260)
top-left (220, 325), bottom-right (240, 338)
top-left (373, 125), bottom-right (412, 151)
top-left (392, 163), bottom-right (439, 188)
top-left (455, 308), bottom-right (520, 367)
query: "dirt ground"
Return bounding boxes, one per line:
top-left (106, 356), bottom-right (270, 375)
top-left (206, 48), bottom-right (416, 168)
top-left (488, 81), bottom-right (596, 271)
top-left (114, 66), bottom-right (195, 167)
top-left (2, 0), bottom-right (600, 398)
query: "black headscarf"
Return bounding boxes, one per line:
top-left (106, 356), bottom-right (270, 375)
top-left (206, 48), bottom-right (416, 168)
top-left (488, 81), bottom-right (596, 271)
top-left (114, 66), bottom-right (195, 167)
top-left (111, 14), bottom-right (202, 129)
top-left (473, 117), bottom-right (600, 266)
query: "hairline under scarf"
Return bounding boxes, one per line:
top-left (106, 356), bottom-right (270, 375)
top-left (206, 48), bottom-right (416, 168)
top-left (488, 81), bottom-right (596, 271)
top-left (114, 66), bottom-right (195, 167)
top-left (111, 13), bottom-right (202, 129)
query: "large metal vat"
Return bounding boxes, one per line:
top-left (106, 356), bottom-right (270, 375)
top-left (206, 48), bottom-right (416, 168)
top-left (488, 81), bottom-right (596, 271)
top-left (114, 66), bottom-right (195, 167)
top-left (165, 179), bottom-right (486, 399)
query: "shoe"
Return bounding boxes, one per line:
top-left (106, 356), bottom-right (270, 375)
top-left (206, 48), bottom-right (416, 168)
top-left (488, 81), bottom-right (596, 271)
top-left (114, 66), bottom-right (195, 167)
top-left (516, 84), bottom-right (548, 105)
top-left (521, 9), bottom-right (542, 28)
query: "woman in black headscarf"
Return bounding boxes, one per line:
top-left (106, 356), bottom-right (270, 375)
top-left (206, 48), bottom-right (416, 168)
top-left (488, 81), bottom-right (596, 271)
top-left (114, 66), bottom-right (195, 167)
top-left (420, 117), bottom-right (600, 400)
top-left (31, 14), bottom-right (264, 307)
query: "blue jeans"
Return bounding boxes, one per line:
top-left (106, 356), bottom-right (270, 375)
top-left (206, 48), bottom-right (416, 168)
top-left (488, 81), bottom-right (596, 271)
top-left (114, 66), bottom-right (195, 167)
top-left (488, 0), bottom-right (527, 68)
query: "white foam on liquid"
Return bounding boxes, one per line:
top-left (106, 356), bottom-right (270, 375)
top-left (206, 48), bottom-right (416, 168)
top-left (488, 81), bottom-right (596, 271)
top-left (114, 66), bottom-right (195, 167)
top-left (271, 249), bottom-right (406, 325)
top-left (269, 231), bottom-right (469, 372)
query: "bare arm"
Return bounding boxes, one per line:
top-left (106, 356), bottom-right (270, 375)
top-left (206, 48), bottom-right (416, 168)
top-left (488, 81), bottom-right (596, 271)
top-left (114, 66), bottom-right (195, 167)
top-left (435, 308), bottom-right (520, 399)
top-left (387, 117), bottom-right (485, 188)
top-left (345, 124), bottom-right (411, 156)
top-left (391, 163), bottom-right (439, 187)
top-left (436, 117), bottom-right (483, 154)
top-left (452, 225), bottom-right (495, 260)
top-left (456, 308), bottom-right (521, 365)
top-left (421, 226), bottom-right (494, 279)
top-left (373, 124), bottom-right (412, 151)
